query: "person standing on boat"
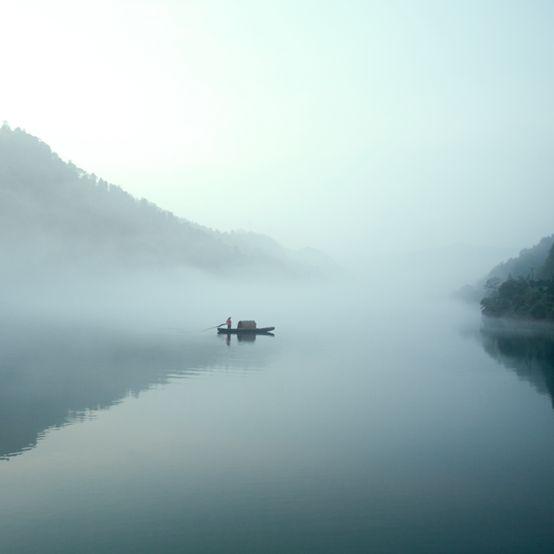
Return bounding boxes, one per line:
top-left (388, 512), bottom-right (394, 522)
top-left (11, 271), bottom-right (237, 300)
top-left (226, 316), bottom-right (232, 329)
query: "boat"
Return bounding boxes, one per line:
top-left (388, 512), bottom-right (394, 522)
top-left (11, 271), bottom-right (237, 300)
top-left (218, 326), bottom-right (275, 335)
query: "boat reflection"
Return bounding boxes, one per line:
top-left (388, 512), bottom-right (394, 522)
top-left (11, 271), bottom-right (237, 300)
top-left (220, 332), bottom-right (275, 345)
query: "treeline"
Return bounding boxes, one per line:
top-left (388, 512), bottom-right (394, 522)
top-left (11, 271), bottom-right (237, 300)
top-left (481, 244), bottom-right (554, 321)
top-left (0, 124), bottom-right (328, 278)
top-left (486, 234), bottom-right (554, 281)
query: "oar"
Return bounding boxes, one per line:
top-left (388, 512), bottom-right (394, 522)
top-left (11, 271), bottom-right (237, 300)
top-left (202, 323), bottom-right (226, 332)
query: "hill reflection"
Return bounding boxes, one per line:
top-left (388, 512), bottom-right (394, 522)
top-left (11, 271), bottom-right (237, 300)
top-left (0, 318), bottom-right (273, 460)
top-left (480, 321), bottom-right (554, 408)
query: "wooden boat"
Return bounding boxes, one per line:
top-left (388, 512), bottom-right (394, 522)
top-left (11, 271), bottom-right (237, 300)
top-left (218, 326), bottom-right (275, 335)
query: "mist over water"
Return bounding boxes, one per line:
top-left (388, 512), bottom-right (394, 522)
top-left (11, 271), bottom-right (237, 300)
top-left (3, 0), bottom-right (554, 549)
top-left (2, 266), bottom-right (554, 554)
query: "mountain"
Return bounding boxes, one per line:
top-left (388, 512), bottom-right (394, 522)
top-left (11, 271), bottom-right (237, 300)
top-left (486, 235), bottom-right (554, 282)
top-left (480, 236), bottom-right (554, 321)
top-left (0, 124), bottom-right (330, 278)
top-left (539, 244), bottom-right (554, 280)
top-left (221, 231), bottom-right (337, 274)
top-left (457, 235), bottom-right (554, 304)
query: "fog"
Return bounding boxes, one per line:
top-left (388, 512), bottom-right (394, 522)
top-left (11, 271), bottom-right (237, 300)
top-left (3, 3), bottom-right (554, 553)
top-left (6, 240), bottom-right (554, 553)
top-left (2, 1), bottom-right (554, 264)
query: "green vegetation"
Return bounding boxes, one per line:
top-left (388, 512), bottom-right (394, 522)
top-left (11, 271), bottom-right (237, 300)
top-left (481, 244), bottom-right (554, 321)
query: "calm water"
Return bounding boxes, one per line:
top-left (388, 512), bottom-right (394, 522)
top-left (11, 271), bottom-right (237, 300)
top-left (1, 283), bottom-right (554, 553)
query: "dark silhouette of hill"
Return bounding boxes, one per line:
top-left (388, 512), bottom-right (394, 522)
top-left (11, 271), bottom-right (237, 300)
top-left (459, 235), bottom-right (554, 303)
top-left (0, 124), bottom-right (329, 278)
top-left (457, 234), bottom-right (554, 320)
top-left (480, 241), bottom-right (554, 322)
top-left (486, 235), bottom-right (554, 282)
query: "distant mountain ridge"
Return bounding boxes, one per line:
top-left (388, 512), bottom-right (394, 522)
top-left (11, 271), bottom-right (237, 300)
top-left (0, 124), bottom-right (330, 278)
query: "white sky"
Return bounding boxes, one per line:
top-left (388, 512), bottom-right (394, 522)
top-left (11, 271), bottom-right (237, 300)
top-left (1, 0), bottom-right (554, 261)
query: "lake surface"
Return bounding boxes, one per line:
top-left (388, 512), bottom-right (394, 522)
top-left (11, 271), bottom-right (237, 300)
top-left (1, 282), bottom-right (554, 553)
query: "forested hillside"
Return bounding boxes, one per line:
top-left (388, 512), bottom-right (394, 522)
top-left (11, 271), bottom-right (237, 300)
top-left (481, 240), bottom-right (554, 321)
top-left (486, 235), bottom-right (554, 281)
top-left (0, 125), bottom-right (328, 278)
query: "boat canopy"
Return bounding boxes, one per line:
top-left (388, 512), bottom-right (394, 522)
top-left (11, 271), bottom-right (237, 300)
top-left (237, 320), bottom-right (256, 329)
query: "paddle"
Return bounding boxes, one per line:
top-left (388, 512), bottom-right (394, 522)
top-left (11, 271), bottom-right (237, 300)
top-left (202, 323), bottom-right (226, 332)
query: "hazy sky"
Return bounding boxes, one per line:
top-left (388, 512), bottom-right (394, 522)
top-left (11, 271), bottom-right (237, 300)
top-left (1, 0), bottom-right (553, 261)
